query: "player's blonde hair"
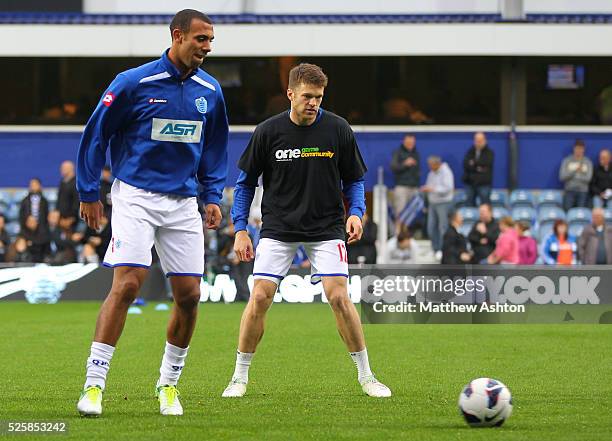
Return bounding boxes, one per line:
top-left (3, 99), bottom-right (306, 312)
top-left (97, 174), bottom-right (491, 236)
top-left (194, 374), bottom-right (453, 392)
top-left (288, 63), bottom-right (328, 89)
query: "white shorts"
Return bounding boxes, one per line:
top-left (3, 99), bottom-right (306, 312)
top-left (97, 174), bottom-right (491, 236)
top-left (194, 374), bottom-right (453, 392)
top-left (103, 180), bottom-right (204, 277)
top-left (253, 238), bottom-right (349, 285)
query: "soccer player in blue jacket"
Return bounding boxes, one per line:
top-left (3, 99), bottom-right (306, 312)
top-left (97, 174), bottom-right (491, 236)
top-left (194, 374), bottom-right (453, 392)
top-left (222, 64), bottom-right (391, 398)
top-left (76, 10), bottom-right (228, 417)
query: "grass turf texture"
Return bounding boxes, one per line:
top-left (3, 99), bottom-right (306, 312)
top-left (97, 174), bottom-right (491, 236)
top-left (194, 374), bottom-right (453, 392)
top-left (1, 302), bottom-right (611, 441)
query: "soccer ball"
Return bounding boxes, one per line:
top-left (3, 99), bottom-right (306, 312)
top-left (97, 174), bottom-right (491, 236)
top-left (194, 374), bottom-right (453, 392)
top-left (458, 378), bottom-right (512, 427)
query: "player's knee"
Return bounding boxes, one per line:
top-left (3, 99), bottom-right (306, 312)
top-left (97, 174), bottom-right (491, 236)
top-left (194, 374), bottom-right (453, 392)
top-left (113, 277), bottom-right (141, 303)
top-left (326, 291), bottom-right (351, 311)
top-left (251, 289), bottom-right (274, 311)
top-left (175, 288), bottom-right (200, 311)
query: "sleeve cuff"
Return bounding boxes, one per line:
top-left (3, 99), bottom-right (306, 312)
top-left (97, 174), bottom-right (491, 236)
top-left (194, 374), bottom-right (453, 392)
top-left (201, 192), bottom-right (221, 206)
top-left (349, 207), bottom-right (365, 218)
top-left (79, 191), bottom-right (100, 203)
top-left (234, 219), bottom-right (248, 232)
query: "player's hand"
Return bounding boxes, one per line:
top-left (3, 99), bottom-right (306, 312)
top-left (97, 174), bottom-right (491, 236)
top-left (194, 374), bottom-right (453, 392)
top-left (346, 215), bottom-right (363, 245)
top-left (204, 204), bottom-right (222, 229)
top-left (234, 230), bottom-right (254, 262)
top-left (80, 201), bottom-right (103, 230)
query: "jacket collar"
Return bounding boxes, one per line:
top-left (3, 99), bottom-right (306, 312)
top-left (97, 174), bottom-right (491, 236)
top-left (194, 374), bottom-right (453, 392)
top-left (160, 49), bottom-right (199, 81)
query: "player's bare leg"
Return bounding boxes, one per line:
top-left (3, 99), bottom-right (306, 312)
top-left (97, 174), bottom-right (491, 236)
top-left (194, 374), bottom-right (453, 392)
top-left (322, 276), bottom-right (392, 398)
top-left (222, 279), bottom-right (277, 397)
top-left (78, 266), bottom-right (148, 416)
top-left (156, 275), bottom-right (202, 416)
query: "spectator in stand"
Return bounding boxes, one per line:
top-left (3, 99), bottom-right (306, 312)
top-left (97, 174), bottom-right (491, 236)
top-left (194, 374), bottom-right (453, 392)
top-left (57, 160), bottom-right (80, 228)
top-left (421, 155), bottom-right (454, 260)
top-left (76, 215), bottom-right (112, 263)
top-left (386, 229), bottom-right (415, 264)
top-left (578, 208), bottom-right (612, 264)
top-left (5, 236), bottom-right (31, 263)
top-left (19, 178), bottom-right (50, 262)
top-left (590, 148), bottom-right (612, 208)
top-left (347, 213), bottom-right (377, 264)
top-left (468, 203), bottom-right (499, 264)
top-left (390, 134), bottom-right (420, 228)
top-left (47, 210), bottom-right (77, 264)
top-left (441, 211), bottom-right (472, 264)
top-left (462, 132), bottom-right (494, 207)
top-left (516, 221), bottom-right (537, 265)
top-left (486, 216), bottom-right (519, 264)
top-left (100, 165), bottom-right (113, 219)
top-left (0, 214), bottom-right (10, 262)
top-left (559, 140), bottom-right (593, 211)
top-left (541, 219), bottom-right (577, 265)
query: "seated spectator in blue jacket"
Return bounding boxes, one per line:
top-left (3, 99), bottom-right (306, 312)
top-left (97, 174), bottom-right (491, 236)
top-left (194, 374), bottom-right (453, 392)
top-left (590, 148), bottom-right (612, 208)
top-left (541, 219), bottom-right (577, 265)
top-left (559, 140), bottom-right (593, 211)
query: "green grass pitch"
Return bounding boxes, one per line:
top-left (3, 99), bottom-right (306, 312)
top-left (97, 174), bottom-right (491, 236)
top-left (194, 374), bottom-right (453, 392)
top-left (1, 302), bottom-right (611, 440)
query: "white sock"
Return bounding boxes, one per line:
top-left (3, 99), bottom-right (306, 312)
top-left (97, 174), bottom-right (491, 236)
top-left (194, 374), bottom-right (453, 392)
top-left (232, 350), bottom-right (254, 383)
top-left (158, 342), bottom-right (189, 386)
top-left (349, 348), bottom-right (373, 384)
top-left (84, 342), bottom-right (115, 390)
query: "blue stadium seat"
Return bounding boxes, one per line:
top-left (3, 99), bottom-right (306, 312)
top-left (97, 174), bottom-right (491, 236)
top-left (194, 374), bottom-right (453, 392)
top-left (569, 223), bottom-right (585, 238)
top-left (566, 207), bottom-right (591, 224)
top-left (458, 221), bottom-right (474, 238)
top-left (11, 189), bottom-right (28, 204)
top-left (536, 223), bottom-right (555, 243)
top-left (5, 204), bottom-right (19, 222)
top-left (535, 190), bottom-right (563, 209)
top-left (511, 206), bottom-right (536, 224)
top-left (458, 207), bottom-right (479, 222)
top-left (509, 189), bottom-right (535, 208)
top-left (604, 209), bottom-right (612, 223)
top-left (489, 190), bottom-right (508, 208)
top-left (538, 206), bottom-right (566, 224)
top-left (5, 221), bottom-right (20, 237)
top-left (43, 189), bottom-right (58, 204)
top-left (492, 206), bottom-right (509, 220)
top-left (453, 191), bottom-right (467, 207)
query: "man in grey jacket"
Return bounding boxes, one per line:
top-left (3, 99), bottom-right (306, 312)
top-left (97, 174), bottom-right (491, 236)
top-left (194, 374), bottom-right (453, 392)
top-left (421, 156), bottom-right (454, 259)
top-left (578, 208), bottom-right (612, 264)
top-left (559, 140), bottom-right (593, 211)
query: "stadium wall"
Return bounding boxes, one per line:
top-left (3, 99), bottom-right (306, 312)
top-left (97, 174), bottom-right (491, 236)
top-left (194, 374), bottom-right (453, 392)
top-left (1, 126), bottom-right (611, 190)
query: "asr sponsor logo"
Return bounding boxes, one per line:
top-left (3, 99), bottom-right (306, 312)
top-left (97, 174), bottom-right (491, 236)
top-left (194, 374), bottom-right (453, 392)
top-left (151, 118), bottom-right (203, 143)
top-left (274, 146), bottom-right (335, 162)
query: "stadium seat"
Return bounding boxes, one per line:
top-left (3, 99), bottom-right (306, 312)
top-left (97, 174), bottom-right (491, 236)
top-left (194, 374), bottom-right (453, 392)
top-left (458, 207), bottom-right (479, 222)
top-left (604, 209), bottom-right (612, 223)
top-left (511, 206), bottom-right (536, 224)
top-left (43, 189), bottom-right (58, 204)
top-left (569, 223), bottom-right (585, 238)
top-left (492, 206), bottom-right (509, 220)
top-left (489, 190), bottom-right (508, 208)
top-left (458, 221), bottom-right (474, 238)
top-left (509, 189), bottom-right (535, 208)
top-left (536, 222), bottom-right (554, 243)
top-left (11, 189), bottom-right (28, 204)
top-left (5, 204), bottom-right (20, 222)
top-left (566, 207), bottom-right (591, 224)
top-left (453, 191), bottom-right (467, 207)
top-left (535, 190), bottom-right (563, 209)
top-left (537, 206), bottom-right (566, 223)
top-left (5, 221), bottom-right (20, 237)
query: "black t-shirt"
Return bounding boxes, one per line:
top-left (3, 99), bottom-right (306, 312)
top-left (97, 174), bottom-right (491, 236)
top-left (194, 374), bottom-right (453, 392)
top-left (237, 110), bottom-right (367, 242)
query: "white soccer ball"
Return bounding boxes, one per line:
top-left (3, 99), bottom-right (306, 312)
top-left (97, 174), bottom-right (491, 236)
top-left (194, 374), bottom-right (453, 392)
top-left (458, 377), bottom-right (513, 427)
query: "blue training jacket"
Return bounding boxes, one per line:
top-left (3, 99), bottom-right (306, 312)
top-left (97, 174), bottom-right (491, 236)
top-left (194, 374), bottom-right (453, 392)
top-left (77, 50), bottom-right (229, 205)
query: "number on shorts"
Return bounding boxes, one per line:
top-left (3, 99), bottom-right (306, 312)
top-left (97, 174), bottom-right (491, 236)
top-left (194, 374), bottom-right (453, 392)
top-left (337, 243), bottom-right (348, 263)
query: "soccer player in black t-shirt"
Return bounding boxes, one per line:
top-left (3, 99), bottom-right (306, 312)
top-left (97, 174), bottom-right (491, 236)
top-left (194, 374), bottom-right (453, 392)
top-left (222, 63), bottom-right (391, 398)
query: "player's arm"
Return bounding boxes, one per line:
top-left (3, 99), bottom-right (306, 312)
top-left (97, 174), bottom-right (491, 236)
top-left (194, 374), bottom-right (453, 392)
top-left (77, 74), bottom-right (133, 229)
top-left (231, 170), bottom-right (259, 261)
top-left (343, 177), bottom-right (366, 244)
top-left (198, 89), bottom-right (229, 230)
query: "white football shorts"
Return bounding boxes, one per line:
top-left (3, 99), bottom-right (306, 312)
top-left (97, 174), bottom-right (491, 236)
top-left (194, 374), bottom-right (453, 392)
top-left (253, 238), bottom-right (349, 285)
top-left (102, 179), bottom-right (204, 277)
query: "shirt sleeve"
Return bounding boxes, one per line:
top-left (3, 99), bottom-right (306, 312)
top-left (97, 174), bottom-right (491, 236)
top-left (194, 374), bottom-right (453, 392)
top-left (342, 177), bottom-right (366, 218)
top-left (338, 120), bottom-right (367, 182)
top-left (76, 74), bottom-right (134, 202)
top-left (198, 87), bottom-right (229, 206)
top-left (231, 170), bottom-right (259, 232)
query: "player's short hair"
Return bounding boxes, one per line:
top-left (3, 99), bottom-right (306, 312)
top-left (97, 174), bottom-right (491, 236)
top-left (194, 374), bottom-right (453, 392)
top-left (288, 63), bottom-right (328, 90)
top-left (169, 9), bottom-right (212, 37)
